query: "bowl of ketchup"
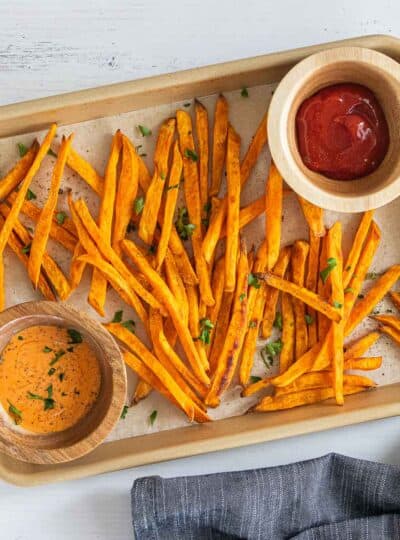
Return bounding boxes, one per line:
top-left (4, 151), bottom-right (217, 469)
top-left (268, 46), bottom-right (400, 212)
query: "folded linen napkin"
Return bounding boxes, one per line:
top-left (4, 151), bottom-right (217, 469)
top-left (131, 453), bottom-right (400, 539)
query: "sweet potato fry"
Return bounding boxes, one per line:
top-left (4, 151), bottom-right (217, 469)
top-left (88, 131), bottom-right (122, 315)
top-left (195, 100), bottom-right (209, 209)
top-left (107, 324), bottom-right (209, 423)
top-left (177, 110), bottom-right (214, 305)
top-left (327, 222), bottom-right (344, 404)
top-left (291, 240), bottom-right (310, 358)
top-left (28, 135), bottom-right (73, 287)
top-left (208, 291), bottom-right (234, 373)
top-left (274, 372), bottom-right (375, 397)
top-left (70, 242), bottom-right (86, 290)
top-left (253, 385), bottom-right (369, 412)
top-left (344, 331), bottom-right (381, 360)
top-left (261, 245), bottom-right (291, 339)
top-left (225, 124), bottom-right (241, 292)
top-left (132, 379), bottom-right (152, 404)
top-left (343, 210), bottom-right (374, 289)
top-left (202, 111), bottom-right (268, 263)
top-left (265, 161), bottom-right (283, 270)
top-left (280, 292), bottom-right (295, 373)
top-left (372, 314), bottom-right (400, 333)
top-left (379, 324), bottom-right (400, 347)
top-left (256, 272), bottom-right (341, 322)
top-left (210, 95), bottom-right (228, 197)
top-left (0, 140), bottom-right (39, 200)
top-left (164, 249), bottom-right (189, 325)
top-left (207, 255), bottom-right (225, 352)
top-left (317, 233), bottom-right (330, 338)
top-left (270, 341), bottom-right (322, 388)
top-left (121, 238), bottom-right (209, 385)
top-left (185, 284), bottom-right (209, 373)
top-left (305, 232), bottom-right (321, 346)
top-left (344, 357), bottom-right (382, 371)
top-left (345, 264), bottom-right (400, 336)
top-left (168, 230), bottom-right (198, 285)
top-left (139, 118), bottom-right (175, 245)
top-left (390, 291), bottom-right (400, 311)
top-left (206, 240), bottom-right (248, 406)
top-left (220, 196), bottom-right (265, 238)
top-left (67, 147), bottom-right (103, 196)
top-left (112, 134), bottom-right (139, 256)
top-left (297, 196), bottom-right (325, 237)
top-left (155, 142), bottom-right (182, 270)
top-left (241, 376), bottom-right (273, 397)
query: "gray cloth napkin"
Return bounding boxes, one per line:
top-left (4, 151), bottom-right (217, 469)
top-left (131, 453), bottom-right (400, 539)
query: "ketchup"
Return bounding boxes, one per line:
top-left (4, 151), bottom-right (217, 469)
top-left (295, 83), bottom-right (389, 180)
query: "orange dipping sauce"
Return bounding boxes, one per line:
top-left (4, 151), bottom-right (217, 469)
top-left (296, 83), bottom-right (389, 180)
top-left (0, 326), bottom-right (101, 433)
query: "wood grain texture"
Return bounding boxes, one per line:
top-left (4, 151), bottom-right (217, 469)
top-left (0, 301), bottom-right (126, 464)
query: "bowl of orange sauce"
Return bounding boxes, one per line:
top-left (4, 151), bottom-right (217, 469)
top-left (268, 46), bottom-right (400, 212)
top-left (0, 301), bottom-right (126, 464)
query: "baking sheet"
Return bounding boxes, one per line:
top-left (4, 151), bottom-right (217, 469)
top-left (0, 80), bottom-right (399, 447)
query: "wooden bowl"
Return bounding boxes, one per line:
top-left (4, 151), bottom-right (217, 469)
top-left (0, 301), bottom-right (126, 464)
top-left (268, 47), bottom-right (400, 212)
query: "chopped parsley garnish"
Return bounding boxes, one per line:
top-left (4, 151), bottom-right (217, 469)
top-left (149, 410), bottom-right (158, 426)
top-left (305, 313), bottom-right (314, 325)
top-left (248, 273), bottom-right (261, 289)
top-left (248, 320), bottom-right (257, 329)
top-left (49, 349), bottom-right (66, 366)
top-left (27, 385), bottom-right (55, 411)
top-left (261, 350), bottom-right (274, 369)
top-left (198, 318), bottom-right (214, 344)
top-left (48, 148), bottom-right (57, 158)
top-left (250, 375), bottom-right (262, 383)
top-left (21, 243), bottom-right (31, 254)
top-left (344, 287), bottom-right (354, 294)
top-left (112, 310), bottom-right (123, 323)
top-left (43, 346), bottom-right (52, 353)
top-left (202, 201), bottom-right (212, 228)
top-left (320, 257), bottom-right (337, 284)
top-left (122, 320), bottom-right (136, 333)
top-left (17, 142), bottom-right (28, 157)
top-left (48, 368), bottom-right (56, 376)
top-left (175, 207), bottom-right (196, 240)
top-left (26, 189), bottom-right (37, 201)
top-left (264, 339), bottom-right (283, 357)
top-left (138, 125), bottom-right (152, 137)
top-left (160, 171), bottom-right (166, 180)
top-left (273, 311), bottom-right (283, 330)
top-left (55, 211), bottom-right (67, 225)
top-left (239, 293), bottom-right (246, 302)
top-left (8, 401), bottom-right (22, 424)
top-left (67, 328), bottom-right (82, 344)
top-left (184, 148), bottom-right (198, 162)
top-left (240, 87), bottom-right (249, 98)
top-left (134, 196), bottom-right (145, 215)
top-left (366, 272), bottom-right (381, 280)
top-left (333, 301), bottom-right (343, 309)
top-left (120, 405), bottom-right (129, 420)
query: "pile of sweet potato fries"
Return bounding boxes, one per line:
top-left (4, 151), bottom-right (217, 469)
top-left (0, 94), bottom-right (399, 423)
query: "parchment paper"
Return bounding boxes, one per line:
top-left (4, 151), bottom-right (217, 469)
top-left (0, 82), bottom-right (399, 443)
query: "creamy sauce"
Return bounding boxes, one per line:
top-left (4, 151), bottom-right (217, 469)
top-left (0, 325), bottom-right (101, 433)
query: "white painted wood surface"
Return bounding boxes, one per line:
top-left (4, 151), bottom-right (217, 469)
top-left (0, 2), bottom-right (399, 539)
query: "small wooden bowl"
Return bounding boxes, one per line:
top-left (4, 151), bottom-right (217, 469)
top-left (268, 47), bottom-right (400, 212)
top-left (0, 301), bottom-right (126, 465)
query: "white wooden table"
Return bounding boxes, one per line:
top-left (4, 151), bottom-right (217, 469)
top-left (0, 2), bottom-right (399, 538)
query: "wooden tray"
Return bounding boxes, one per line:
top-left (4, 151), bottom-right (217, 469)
top-left (1, 34), bottom-right (400, 486)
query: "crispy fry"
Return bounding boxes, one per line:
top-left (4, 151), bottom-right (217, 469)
top-left (225, 124), bottom-right (241, 292)
top-left (241, 376), bottom-right (273, 397)
top-left (343, 221), bottom-right (381, 319)
top-left (0, 140), bottom-right (39, 200)
top-left (168, 230), bottom-right (198, 285)
top-left (344, 331), bottom-right (381, 360)
top-left (271, 341), bottom-right (322, 387)
top-left (317, 233), bottom-right (330, 338)
top-left (112, 134), bottom-right (139, 256)
top-left (69, 197), bottom-right (149, 325)
top-left (261, 246), bottom-right (291, 339)
top-left (275, 372), bottom-right (375, 397)
top-left (208, 291), bottom-right (234, 374)
top-left (164, 249), bottom-right (189, 325)
top-left (121, 238), bottom-right (210, 385)
top-left (253, 385), bottom-right (369, 412)
top-left (265, 161), bottom-right (283, 270)
top-left (256, 272), bottom-right (341, 322)
top-left (280, 292), bottom-right (295, 373)
top-left (207, 255), bottom-right (225, 352)
top-left (297, 196), bottom-right (325, 237)
top-left (344, 357), bottom-right (382, 371)
top-left (185, 283), bottom-right (209, 374)
top-left (202, 111), bottom-right (268, 263)
top-left (177, 110), bottom-right (214, 305)
top-left (220, 196), bottom-right (265, 238)
top-left (67, 147), bottom-right (103, 196)
top-left (108, 324), bottom-right (209, 423)
top-left (327, 222), bottom-right (344, 404)
top-left (291, 240), bottom-right (310, 358)
top-left (155, 142), bottom-right (182, 270)
top-left (132, 380), bottom-right (152, 404)
top-left (210, 95), bottom-right (228, 197)
top-left (139, 118), bottom-right (175, 245)
top-left (70, 242), bottom-right (86, 290)
top-left (206, 240), bottom-right (248, 406)
top-left (343, 210), bottom-right (374, 289)
top-left (390, 291), bottom-right (400, 311)
top-left (28, 135), bottom-right (73, 287)
top-left (88, 131), bottom-right (122, 315)
top-left (379, 324), bottom-right (400, 347)
top-left (195, 100), bottom-right (209, 209)
top-left (305, 232), bottom-right (321, 346)
top-left (372, 314), bottom-right (400, 333)
top-left (345, 265), bottom-right (400, 336)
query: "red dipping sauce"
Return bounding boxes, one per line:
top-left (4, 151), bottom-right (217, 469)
top-left (296, 83), bottom-right (389, 180)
